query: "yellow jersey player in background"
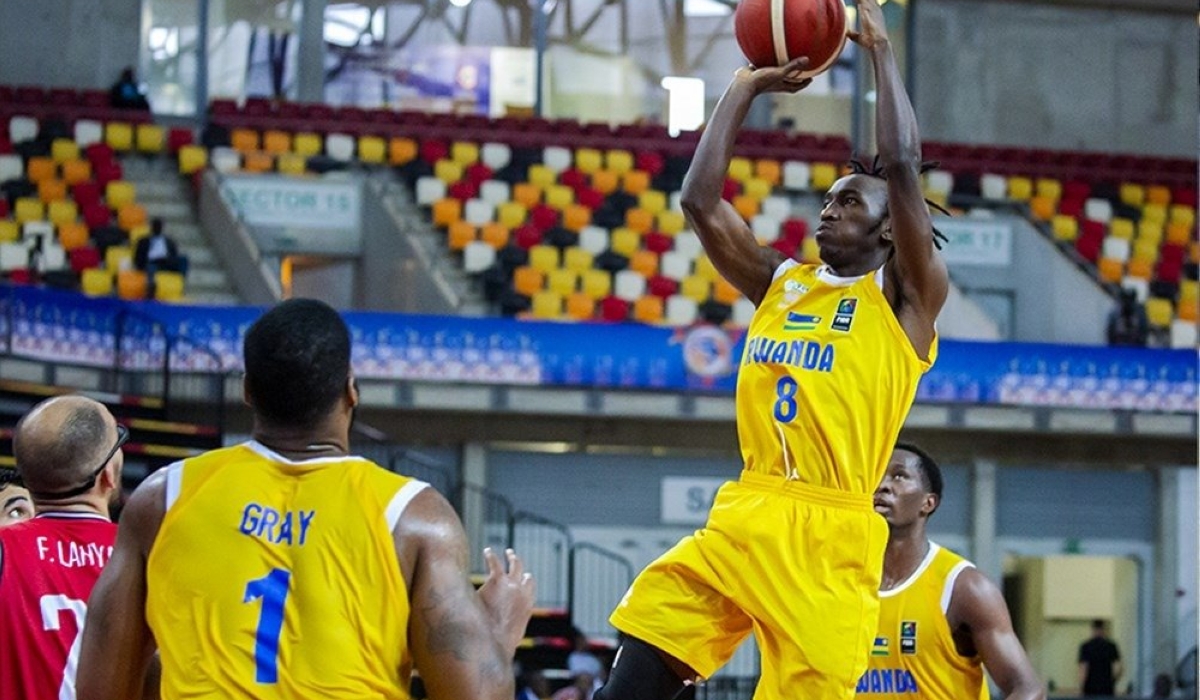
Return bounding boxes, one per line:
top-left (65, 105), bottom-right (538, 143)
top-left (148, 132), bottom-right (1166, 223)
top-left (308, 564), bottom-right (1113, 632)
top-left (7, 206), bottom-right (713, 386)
top-left (76, 298), bottom-right (536, 700)
top-left (863, 444), bottom-right (1043, 700)
top-left (595, 0), bottom-right (949, 698)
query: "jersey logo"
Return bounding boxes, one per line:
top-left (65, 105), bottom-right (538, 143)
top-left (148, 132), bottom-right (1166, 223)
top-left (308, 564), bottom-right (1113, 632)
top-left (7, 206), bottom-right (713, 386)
top-left (872, 636), bottom-right (889, 656)
top-left (777, 279), bottom-right (810, 308)
top-left (831, 297), bottom-right (858, 332)
top-left (783, 312), bottom-right (821, 332)
top-left (900, 620), bottom-right (917, 655)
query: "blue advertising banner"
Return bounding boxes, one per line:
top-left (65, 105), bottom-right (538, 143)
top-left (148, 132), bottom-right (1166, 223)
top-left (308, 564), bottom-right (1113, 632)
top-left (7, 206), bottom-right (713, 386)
top-left (1, 286), bottom-right (1195, 413)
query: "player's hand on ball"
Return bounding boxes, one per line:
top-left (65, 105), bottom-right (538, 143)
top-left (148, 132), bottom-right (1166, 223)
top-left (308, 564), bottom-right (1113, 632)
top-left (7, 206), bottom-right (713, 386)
top-left (736, 57), bottom-right (813, 95)
top-left (848, 0), bottom-right (890, 49)
top-left (478, 547), bottom-right (537, 652)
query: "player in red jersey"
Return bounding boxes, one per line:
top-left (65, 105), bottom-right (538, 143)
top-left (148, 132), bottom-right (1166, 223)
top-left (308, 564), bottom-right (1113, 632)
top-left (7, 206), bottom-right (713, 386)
top-left (0, 395), bottom-right (123, 700)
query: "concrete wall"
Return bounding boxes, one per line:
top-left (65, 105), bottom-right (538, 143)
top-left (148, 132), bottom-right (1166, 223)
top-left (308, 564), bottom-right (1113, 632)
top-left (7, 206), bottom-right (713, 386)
top-left (0, 0), bottom-right (141, 89)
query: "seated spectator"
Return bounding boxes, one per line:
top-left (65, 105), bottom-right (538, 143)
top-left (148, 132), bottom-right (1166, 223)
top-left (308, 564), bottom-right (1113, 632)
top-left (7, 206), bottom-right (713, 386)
top-left (110, 67), bottom-right (151, 111)
top-left (135, 218), bottom-right (186, 276)
top-left (1105, 289), bottom-right (1148, 347)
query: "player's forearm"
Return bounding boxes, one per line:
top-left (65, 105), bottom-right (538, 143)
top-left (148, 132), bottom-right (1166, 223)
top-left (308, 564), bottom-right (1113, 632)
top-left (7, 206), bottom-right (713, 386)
top-left (681, 80), bottom-right (754, 214)
top-left (868, 41), bottom-right (921, 173)
top-left (1000, 679), bottom-right (1047, 700)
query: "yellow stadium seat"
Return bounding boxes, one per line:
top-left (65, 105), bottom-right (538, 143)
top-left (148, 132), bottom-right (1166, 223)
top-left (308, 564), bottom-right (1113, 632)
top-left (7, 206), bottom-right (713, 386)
top-left (1097, 257), bottom-right (1123, 283)
top-left (1119, 183), bottom-right (1144, 207)
top-left (1169, 204), bottom-right (1196, 228)
top-left (136, 124), bottom-right (165, 154)
top-left (575, 149), bottom-right (603, 174)
top-left (1180, 280), bottom-right (1199, 304)
top-left (638, 190), bottom-right (667, 215)
top-left (547, 268), bottom-right (578, 296)
top-left (480, 223), bottom-right (509, 249)
top-left (727, 157), bottom-right (753, 183)
top-left (1126, 257), bottom-right (1153, 280)
top-left (606, 150), bottom-right (634, 175)
top-left (38, 179), bottom-right (67, 203)
top-left (242, 151), bottom-right (273, 173)
top-left (389, 137), bottom-right (418, 166)
top-left (1050, 215), bottom-right (1078, 241)
top-left (1192, 242), bottom-right (1200, 264)
top-left (1167, 222), bottom-right (1193, 247)
top-left (116, 269), bottom-right (147, 300)
top-left (451, 142), bottom-right (480, 166)
top-left (1144, 298), bottom-right (1173, 327)
top-left (153, 271), bottom-right (185, 301)
top-left (81, 268), bottom-right (113, 297)
top-left (528, 164), bottom-right (556, 189)
top-left (0, 221), bottom-right (18, 243)
top-left (57, 222), bottom-right (88, 250)
top-left (1132, 238), bottom-right (1160, 264)
top-left (591, 169), bottom-right (618, 195)
top-left (733, 195), bottom-right (760, 221)
top-left (626, 208), bottom-right (655, 234)
top-left (48, 200), bottom-right (77, 226)
top-left (680, 275), bottom-right (710, 303)
top-left (622, 170), bottom-right (650, 196)
top-left (563, 246), bottom-right (594, 273)
top-left (276, 153), bottom-right (307, 176)
top-left (51, 138), bottom-right (80, 164)
top-left (801, 236), bottom-right (821, 263)
top-left (262, 130), bottom-right (291, 155)
top-left (105, 122), bottom-right (134, 151)
top-left (1145, 184), bottom-right (1171, 206)
top-left (657, 210), bottom-right (685, 236)
top-left (512, 183), bottom-right (541, 209)
top-left (1109, 218), bottom-right (1134, 240)
top-left (755, 159), bottom-right (782, 186)
top-left (565, 292), bottom-right (595, 320)
top-left (1137, 220), bottom-right (1163, 244)
top-left (178, 145), bottom-right (208, 174)
top-left (712, 276), bottom-right (741, 305)
top-left (128, 223), bottom-right (150, 243)
top-left (581, 269), bottom-right (611, 299)
top-left (545, 184), bottom-right (574, 211)
top-left (1006, 176), bottom-right (1033, 201)
top-left (1035, 178), bottom-right (1062, 201)
top-left (105, 181), bottom-right (136, 208)
top-left (743, 178), bottom-right (772, 201)
top-left (15, 197), bottom-right (45, 223)
top-left (562, 204), bottom-right (590, 232)
top-left (435, 159), bottom-right (464, 184)
top-left (694, 255), bottom-right (719, 281)
top-left (627, 295), bottom-right (661, 324)
top-left (531, 291), bottom-right (563, 319)
top-left (1141, 203), bottom-right (1167, 226)
top-left (497, 202), bottom-right (527, 229)
top-left (357, 136), bottom-right (386, 164)
top-left (529, 244), bottom-right (560, 273)
top-left (230, 128), bottom-right (260, 154)
top-left (513, 266), bottom-right (545, 296)
top-left (810, 163), bottom-right (839, 192)
top-left (26, 157), bottom-right (56, 183)
top-left (628, 250), bottom-right (659, 278)
top-left (447, 221), bottom-right (476, 251)
top-left (432, 198), bottom-right (462, 228)
top-left (62, 159), bottom-right (92, 186)
top-left (293, 133), bottom-right (322, 158)
top-left (610, 228), bottom-right (640, 257)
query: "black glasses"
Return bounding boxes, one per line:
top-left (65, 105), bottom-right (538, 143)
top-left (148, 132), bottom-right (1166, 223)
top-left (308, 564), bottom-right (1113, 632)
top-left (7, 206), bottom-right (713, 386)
top-left (30, 424), bottom-right (129, 500)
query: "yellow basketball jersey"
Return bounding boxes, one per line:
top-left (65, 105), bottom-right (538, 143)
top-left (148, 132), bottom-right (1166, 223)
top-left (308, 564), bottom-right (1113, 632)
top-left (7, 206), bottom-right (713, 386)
top-left (146, 441), bottom-right (426, 700)
top-left (858, 544), bottom-right (989, 699)
top-left (736, 262), bottom-right (936, 493)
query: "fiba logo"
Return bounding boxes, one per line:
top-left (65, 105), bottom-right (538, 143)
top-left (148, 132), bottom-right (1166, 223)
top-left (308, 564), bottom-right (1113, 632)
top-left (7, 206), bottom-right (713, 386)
top-left (681, 326), bottom-right (735, 379)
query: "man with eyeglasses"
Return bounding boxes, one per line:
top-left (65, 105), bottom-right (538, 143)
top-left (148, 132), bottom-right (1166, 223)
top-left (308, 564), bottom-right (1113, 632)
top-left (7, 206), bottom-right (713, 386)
top-left (0, 395), bottom-right (123, 700)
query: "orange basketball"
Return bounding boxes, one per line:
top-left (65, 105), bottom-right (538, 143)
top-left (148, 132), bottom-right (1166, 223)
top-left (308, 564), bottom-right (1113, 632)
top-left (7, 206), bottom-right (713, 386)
top-left (734, 0), bottom-right (849, 77)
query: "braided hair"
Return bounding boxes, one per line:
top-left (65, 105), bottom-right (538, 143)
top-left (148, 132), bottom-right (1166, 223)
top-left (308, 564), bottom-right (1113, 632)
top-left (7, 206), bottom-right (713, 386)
top-left (847, 155), bottom-right (950, 250)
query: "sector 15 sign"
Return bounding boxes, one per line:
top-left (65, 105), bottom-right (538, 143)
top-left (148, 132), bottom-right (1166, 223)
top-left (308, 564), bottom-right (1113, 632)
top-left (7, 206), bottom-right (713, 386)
top-left (222, 176), bottom-right (361, 230)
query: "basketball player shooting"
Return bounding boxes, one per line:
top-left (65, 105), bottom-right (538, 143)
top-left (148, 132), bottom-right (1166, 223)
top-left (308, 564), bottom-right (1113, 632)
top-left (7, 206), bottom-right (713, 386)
top-left (593, 0), bottom-right (948, 697)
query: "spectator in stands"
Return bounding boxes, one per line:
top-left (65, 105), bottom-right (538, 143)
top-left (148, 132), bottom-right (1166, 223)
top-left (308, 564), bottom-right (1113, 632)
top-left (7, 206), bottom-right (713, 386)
top-left (0, 467), bottom-right (33, 527)
top-left (1152, 673), bottom-right (1174, 698)
top-left (109, 67), bottom-right (151, 111)
top-left (135, 218), bottom-right (185, 276)
top-left (516, 666), bottom-right (550, 700)
top-left (1078, 619), bottom-right (1122, 696)
top-left (567, 628), bottom-right (604, 683)
top-left (76, 298), bottom-right (536, 700)
top-left (552, 673), bottom-right (596, 700)
top-left (1105, 289), bottom-right (1149, 347)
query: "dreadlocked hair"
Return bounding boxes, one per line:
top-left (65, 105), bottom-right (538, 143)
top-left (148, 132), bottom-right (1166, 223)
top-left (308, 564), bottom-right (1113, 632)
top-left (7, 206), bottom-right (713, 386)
top-left (846, 155), bottom-right (950, 250)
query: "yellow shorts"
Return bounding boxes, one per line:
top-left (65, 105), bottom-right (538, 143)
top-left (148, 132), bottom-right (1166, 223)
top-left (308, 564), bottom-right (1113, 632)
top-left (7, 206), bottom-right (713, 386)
top-left (609, 471), bottom-right (888, 700)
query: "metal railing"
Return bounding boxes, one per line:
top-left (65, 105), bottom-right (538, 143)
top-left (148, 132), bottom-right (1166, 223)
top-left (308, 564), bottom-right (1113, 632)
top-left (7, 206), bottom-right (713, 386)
top-left (568, 542), bottom-right (634, 639)
top-left (456, 482), bottom-right (517, 576)
top-left (512, 511), bottom-right (573, 609)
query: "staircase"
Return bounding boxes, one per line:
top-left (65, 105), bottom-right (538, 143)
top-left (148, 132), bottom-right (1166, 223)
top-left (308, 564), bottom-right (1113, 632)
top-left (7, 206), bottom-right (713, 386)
top-left (120, 157), bottom-right (240, 305)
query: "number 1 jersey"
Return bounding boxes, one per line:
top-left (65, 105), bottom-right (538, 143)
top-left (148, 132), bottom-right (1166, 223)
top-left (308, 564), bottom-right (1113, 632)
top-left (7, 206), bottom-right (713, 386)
top-left (0, 512), bottom-right (117, 700)
top-left (145, 442), bottom-right (426, 700)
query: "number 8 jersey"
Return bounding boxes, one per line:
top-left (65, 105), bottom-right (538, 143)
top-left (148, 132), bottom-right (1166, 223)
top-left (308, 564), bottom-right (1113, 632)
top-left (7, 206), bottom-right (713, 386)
top-left (737, 261), bottom-right (936, 494)
top-left (0, 512), bottom-right (117, 700)
top-left (146, 441), bottom-right (426, 700)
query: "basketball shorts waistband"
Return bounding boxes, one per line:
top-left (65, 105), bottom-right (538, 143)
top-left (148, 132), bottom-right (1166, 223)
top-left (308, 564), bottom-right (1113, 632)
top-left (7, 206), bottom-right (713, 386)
top-left (738, 470), bottom-right (875, 511)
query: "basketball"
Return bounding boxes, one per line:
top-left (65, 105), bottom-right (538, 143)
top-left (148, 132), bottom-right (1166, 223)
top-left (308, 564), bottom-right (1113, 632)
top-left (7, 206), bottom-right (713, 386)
top-left (734, 0), bottom-right (849, 77)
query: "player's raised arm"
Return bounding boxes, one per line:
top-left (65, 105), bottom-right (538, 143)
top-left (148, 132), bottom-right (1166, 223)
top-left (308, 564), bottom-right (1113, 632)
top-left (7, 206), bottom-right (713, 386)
top-left (949, 568), bottom-right (1045, 700)
top-left (850, 0), bottom-right (948, 343)
top-left (680, 59), bottom-right (810, 307)
top-left (77, 475), bottom-right (164, 700)
top-left (395, 488), bottom-right (534, 700)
